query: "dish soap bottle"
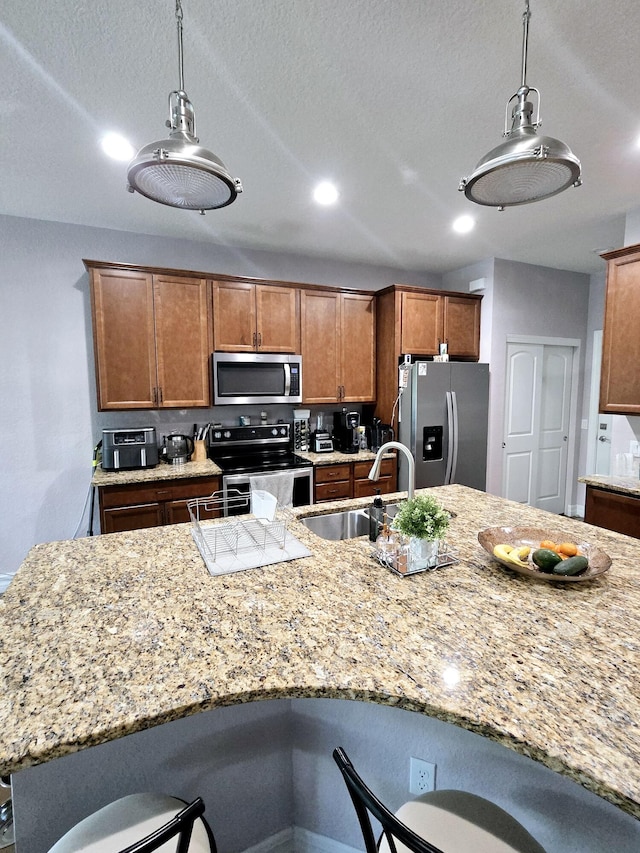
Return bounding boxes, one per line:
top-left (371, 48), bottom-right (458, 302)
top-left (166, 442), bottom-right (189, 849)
top-left (369, 490), bottom-right (384, 542)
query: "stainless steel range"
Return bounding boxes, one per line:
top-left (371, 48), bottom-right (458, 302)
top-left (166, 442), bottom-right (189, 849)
top-left (207, 423), bottom-right (313, 515)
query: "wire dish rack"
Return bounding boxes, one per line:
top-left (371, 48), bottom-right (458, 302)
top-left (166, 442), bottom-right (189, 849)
top-left (187, 490), bottom-right (309, 576)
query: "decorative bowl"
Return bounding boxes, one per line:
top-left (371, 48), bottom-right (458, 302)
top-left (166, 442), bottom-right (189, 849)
top-left (477, 526), bottom-right (612, 583)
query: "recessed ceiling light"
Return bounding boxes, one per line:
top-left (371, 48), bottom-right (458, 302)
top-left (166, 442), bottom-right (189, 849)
top-left (313, 181), bottom-right (339, 206)
top-left (452, 214), bottom-right (475, 234)
top-left (101, 133), bottom-right (135, 162)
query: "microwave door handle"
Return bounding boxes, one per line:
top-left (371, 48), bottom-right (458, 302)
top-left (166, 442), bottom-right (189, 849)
top-left (283, 363), bottom-right (291, 396)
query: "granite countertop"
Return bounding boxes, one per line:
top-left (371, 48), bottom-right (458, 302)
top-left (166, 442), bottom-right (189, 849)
top-left (92, 459), bottom-right (223, 487)
top-left (579, 473), bottom-right (640, 498)
top-left (2, 485), bottom-right (640, 818)
top-left (91, 450), bottom-right (383, 487)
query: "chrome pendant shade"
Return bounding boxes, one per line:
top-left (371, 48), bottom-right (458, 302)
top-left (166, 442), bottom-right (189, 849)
top-left (459, 1), bottom-right (581, 209)
top-left (127, 1), bottom-right (242, 212)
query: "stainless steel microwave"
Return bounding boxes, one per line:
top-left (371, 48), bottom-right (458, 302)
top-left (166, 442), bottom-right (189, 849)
top-left (212, 352), bottom-right (302, 405)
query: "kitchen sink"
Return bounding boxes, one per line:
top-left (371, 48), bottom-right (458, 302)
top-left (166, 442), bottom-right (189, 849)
top-left (301, 503), bottom-right (400, 540)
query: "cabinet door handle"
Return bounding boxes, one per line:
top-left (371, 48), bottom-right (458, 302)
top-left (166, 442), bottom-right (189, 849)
top-left (252, 331), bottom-right (257, 348)
top-left (158, 386), bottom-right (163, 404)
top-left (257, 332), bottom-right (262, 348)
top-left (152, 387), bottom-right (157, 404)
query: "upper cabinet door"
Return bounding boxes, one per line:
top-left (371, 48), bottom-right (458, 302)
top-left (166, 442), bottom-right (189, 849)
top-left (340, 293), bottom-right (376, 401)
top-left (212, 281), bottom-right (257, 352)
top-left (600, 245), bottom-right (640, 414)
top-left (443, 295), bottom-right (481, 359)
top-left (301, 290), bottom-right (340, 403)
top-left (90, 268), bottom-right (157, 410)
top-left (154, 275), bottom-right (211, 408)
top-left (212, 281), bottom-right (300, 353)
top-left (255, 284), bottom-right (299, 353)
top-left (400, 291), bottom-right (443, 354)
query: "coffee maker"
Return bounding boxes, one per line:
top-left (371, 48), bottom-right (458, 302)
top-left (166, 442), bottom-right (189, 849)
top-left (334, 410), bottom-right (360, 454)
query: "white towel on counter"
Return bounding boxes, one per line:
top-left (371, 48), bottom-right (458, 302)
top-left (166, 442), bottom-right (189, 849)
top-left (249, 471), bottom-right (294, 509)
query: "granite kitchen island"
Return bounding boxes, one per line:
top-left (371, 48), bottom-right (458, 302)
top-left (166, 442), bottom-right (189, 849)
top-left (2, 485), bottom-right (640, 849)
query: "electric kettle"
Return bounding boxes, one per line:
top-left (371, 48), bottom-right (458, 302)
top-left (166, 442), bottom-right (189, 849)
top-left (163, 434), bottom-right (195, 465)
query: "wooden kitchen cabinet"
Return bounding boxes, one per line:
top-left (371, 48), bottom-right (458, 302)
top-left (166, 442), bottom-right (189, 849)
top-left (301, 290), bottom-right (376, 404)
top-left (212, 280), bottom-right (299, 353)
top-left (87, 261), bottom-right (212, 410)
top-left (98, 476), bottom-right (221, 534)
top-left (314, 459), bottom-right (397, 502)
top-left (314, 463), bottom-right (353, 502)
top-left (375, 284), bottom-right (481, 424)
top-left (353, 458), bottom-right (397, 498)
top-left (599, 244), bottom-right (640, 414)
top-left (584, 486), bottom-right (640, 539)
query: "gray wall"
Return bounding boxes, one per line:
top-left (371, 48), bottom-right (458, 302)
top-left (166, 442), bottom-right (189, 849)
top-left (14, 698), bottom-right (640, 853)
top-left (485, 259), bottom-right (591, 500)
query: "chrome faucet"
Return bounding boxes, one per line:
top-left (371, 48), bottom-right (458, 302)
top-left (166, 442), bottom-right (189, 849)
top-left (368, 441), bottom-right (415, 499)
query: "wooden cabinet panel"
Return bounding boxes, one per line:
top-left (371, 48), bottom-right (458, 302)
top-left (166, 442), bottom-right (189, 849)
top-left (315, 464), bottom-right (352, 483)
top-left (315, 480), bottom-right (353, 502)
top-left (154, 275), bottom-right (212, 407)
top-left (444, 296), bottom-right (480, 359)
top-left (213, 281), bottom-right (299, 353)
top-left (301, 291), bottom-right (341, 403)
top-left (98, 476), bottom-right (221, 533)
top-left (212, 281), bottom-right (257, 351)
top-left (400, 291), bottom-right (442, 354)
top-left (341, 293), bottom-right (376, 401)
top-left (600, 245), bottom-right (640, 414)
top-left (584, 486), bottom-right (640, 538)
top-left (88, 263), bottom-right (211, 410)
top-left (256, 285), bottom-right (299, 352)
top-left (302, 290), bottom-right (375, 404)
top-left (353, 458), bottom-right (397, 498)
top-left (102, 503), bottom-right (164, 534)
top-left (90, 268), bottom-right (157, 409)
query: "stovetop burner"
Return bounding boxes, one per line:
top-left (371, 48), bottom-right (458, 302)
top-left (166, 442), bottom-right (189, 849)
top-left (208, 423), bottom-right (312, 475)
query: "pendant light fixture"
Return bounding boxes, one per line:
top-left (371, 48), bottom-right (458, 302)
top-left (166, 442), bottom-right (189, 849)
top-left (458, 0), bottom-right (581, 209)
top-left (127, 0), bottom-right (242, 212)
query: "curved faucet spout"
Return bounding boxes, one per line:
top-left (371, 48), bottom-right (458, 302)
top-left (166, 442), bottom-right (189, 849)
top-left (368, 441), bottom-right (415, 500)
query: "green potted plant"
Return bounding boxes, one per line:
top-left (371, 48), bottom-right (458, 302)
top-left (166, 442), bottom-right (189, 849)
top-left (390, 493), bottom-right (450, 570)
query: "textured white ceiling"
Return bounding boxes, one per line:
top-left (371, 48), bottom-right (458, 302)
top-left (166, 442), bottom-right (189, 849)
top-left (1, 0), bottom-right (638, 274)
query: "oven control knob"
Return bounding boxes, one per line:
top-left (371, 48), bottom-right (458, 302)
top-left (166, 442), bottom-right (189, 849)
top-left (280, 427), bottom-right (287, 436)
top-left (271, 428), bottom-right (278, 435)
top-left (213, 431), bottom-right (222, 440)
top-left (224, 430), bottom-right (231, 439)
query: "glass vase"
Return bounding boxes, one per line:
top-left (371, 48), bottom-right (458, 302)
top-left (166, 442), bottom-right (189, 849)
top-left (408, 537), bottom-right (440, 571)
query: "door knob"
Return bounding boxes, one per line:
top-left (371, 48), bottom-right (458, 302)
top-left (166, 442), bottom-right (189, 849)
top-left (598, 435), bottom-right (611, 442)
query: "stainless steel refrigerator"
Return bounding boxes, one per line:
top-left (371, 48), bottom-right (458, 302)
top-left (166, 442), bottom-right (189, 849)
top-left (398, 361), bottom-right (489, 491)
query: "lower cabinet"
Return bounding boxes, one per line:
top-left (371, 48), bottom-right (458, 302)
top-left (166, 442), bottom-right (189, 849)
top-left (314, 459), bottom-right (397, 503)
top-left (584, 486), bottom-right (640, 539)
top-left (98, 476), bottom-right (221, 534)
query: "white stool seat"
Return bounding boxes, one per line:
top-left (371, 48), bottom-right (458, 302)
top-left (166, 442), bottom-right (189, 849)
top-left (48, 793), bottom-right (214, 853)
top-left (380, 790), bottom-right (546, 853)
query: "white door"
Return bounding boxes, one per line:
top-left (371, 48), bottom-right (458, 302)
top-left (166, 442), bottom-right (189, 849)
top-left (503, 342), bottom-right (574, 512)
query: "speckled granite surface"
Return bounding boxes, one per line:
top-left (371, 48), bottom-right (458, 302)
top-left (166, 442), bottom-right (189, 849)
top-left (92, 459), bottom-right (222, 487)
top-left (2, 485), bottom-right (640, 819)
top-left (579, 474), bottom-right (640, 497)
top-left (296, 449), bottom-right (381, 465)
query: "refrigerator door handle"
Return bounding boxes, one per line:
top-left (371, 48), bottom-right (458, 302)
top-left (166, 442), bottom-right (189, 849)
top-left (450, 390), bottom-right (459, 483)
top-left (445, 391), bottom-right (455, 484)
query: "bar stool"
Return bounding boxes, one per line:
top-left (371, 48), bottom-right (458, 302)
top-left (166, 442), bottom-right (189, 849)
top-left (333, 747), bottom-right (547, 853)
top-left (47, 793), bottom-right (216, 853)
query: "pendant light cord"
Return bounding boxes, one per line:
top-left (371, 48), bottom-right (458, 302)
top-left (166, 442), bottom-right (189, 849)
top-left (520, 0), bottom-right (531, 89)
top-left (176, 0), bottom-right (185, 92)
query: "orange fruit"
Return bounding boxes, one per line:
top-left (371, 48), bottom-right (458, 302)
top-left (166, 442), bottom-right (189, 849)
top-left (558, 542), bottom-right (578, 557)
top-left (539, 540), bottom-right (558, 552)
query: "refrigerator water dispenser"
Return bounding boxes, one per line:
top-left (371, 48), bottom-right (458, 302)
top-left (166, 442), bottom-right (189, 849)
top-left (423, 426), bottom-right (443, 461)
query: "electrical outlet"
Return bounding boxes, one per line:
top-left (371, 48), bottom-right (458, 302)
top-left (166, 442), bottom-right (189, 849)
top-left (409, 757), bottom-right (436, 795)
